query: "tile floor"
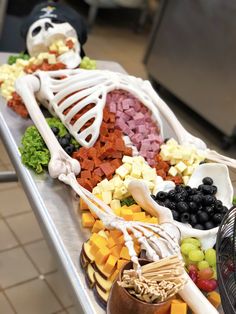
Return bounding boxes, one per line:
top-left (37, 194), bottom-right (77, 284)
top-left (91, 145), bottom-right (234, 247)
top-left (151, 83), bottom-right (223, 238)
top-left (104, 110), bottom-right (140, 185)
top-left (1, 3), bottom-right (236, 314)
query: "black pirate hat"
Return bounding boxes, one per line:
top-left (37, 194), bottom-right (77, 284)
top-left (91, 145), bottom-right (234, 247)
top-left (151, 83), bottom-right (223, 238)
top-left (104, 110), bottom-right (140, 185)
top-left (21, 1), bottom-right (87, 53)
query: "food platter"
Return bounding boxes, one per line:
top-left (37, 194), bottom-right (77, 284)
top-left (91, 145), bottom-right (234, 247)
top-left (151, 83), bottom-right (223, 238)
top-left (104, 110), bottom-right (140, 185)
top-left (0, 50), bottom-right (228, 313)
top-left (0, 52), bottom-right (124, 314)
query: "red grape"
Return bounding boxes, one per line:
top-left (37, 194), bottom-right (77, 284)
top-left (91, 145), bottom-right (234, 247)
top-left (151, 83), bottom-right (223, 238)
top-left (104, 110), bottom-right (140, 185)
top-left (188, 264), bottom-right (198, 273)
top-left (198, 268), bottom-right (214, 280)
top-left (196, 279), bottom-right (218, 292)
top-left (189, 269), bottom-right (198, 283)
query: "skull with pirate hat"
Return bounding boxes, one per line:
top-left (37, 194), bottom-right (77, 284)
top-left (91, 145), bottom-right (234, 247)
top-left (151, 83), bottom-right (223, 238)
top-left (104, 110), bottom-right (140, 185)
top-left (21, 1), bottom-right (88, 68)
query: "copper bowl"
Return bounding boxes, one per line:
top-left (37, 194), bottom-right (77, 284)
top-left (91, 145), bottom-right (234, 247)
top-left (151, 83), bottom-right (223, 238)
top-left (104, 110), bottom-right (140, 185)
top-left (107, 259), bottom-right (173, 314)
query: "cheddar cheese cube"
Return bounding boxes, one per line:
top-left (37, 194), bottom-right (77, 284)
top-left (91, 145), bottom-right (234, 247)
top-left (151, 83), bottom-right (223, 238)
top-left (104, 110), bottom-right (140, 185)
top-left (133, 212), bottom-right (146, 221)
top-left (170, 302), bottom-right (187, 314)
top-left (117, 259), bottom-right (128, 270)
top-left (95, 246), bottom-right (110, 265)
top-left (82, 213), bottom-right (95, 228)
top-left (207, 291), bottom-right (221, 308)
top-left (92, 220), bottom-right (105, 233)
top-left (129, 204), bottom-right (141, 213)
top-left (110, 245), bottom-right (122, 258)
top-left (110, 269), bottom-right (119, 282)
top-left (107, 237), bottom-right (116, 249)
top-left (120, 247), bottom-right (130, 260)
top-left (79, 198), bottom-right (89, 211)
top-left (120, 208), bottom-right (133, 221)
top-left (103, 255), bottom-right (118, 274)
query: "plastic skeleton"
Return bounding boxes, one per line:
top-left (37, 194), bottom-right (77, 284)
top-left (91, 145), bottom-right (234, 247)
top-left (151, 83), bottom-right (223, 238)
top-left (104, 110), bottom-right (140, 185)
top-left (15, 69), bottom-right (224, 314)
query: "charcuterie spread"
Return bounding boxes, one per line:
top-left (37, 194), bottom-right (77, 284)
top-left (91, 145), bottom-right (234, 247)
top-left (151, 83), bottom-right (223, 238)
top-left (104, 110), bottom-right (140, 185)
top-left (1, 2), bottom-right (236, 314)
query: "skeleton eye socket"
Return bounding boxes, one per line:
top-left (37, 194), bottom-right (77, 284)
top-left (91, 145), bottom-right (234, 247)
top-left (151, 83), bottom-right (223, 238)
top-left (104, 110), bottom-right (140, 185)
top-left (32, 26), bottom-right (42, 37)
top-left (45, 22), bottom-right (53, 31)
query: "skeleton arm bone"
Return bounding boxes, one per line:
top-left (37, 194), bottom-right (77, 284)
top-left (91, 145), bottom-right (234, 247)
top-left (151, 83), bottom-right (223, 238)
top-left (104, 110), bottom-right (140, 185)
top-left (15, 75), bottom-right (81, 178)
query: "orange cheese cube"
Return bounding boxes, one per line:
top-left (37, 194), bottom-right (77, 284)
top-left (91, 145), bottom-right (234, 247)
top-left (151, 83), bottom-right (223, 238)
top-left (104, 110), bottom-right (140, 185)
top-left (107, 236), bottom-right (116, 249)
top-left (110, 269), bottom-right (119, 282)
top-left (133, 212), bottom-right (146, 221)
top-left (120, 247), bottom-right (130, 260)
top-left (115, 235), bottom-right (125, 246)
top-left (95, 246), bottom-right (110, 265)
top-left (148, 217), bottom-right (158, 224)
top-left (129, 204), bottom-right (141, 213)
top-left (110, 245), bottom-right (122, 258)
top-left (103, 255), bottom-right (118, 274)
top-left (92, 220), bottom-right (105, 233)
top-left (79, 198), bottom-right (89, 211)
top-left (120, 208), bottom-right (133, 221)
top-left (110, 230), bottom-right (123, 239)
top-left (207, 291), bottom-right (221, 308)
top-left (117, 259), bottom-right (128, 270)
top-left (170, 302), bottom-right (187, 314)
top-left (82, 213), bottom-right (95, 228)
top-left (90, 234), bottom-right (108, 255)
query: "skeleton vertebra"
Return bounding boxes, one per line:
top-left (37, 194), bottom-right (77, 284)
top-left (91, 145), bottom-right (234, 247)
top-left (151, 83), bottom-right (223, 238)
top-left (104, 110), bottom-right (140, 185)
top-left (14, 69), bottom-right (224, 313)
top-left (27, 18), bottom-right (81, 68)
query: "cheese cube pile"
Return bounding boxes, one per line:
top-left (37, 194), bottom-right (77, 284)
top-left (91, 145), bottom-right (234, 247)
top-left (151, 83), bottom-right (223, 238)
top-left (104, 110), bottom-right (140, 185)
top-left (92, 156), bottom-right (157, 205)
top-left (160, 139), bottom-right (206, 184)
top-left (0, 52), bottom-right (57, 101)
top-left (49, 37), bottom-right (76, 55)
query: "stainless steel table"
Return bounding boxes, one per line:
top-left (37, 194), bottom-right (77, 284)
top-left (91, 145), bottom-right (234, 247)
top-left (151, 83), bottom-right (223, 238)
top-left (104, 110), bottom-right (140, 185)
top-left (0, 52), bottom-right (125, 314)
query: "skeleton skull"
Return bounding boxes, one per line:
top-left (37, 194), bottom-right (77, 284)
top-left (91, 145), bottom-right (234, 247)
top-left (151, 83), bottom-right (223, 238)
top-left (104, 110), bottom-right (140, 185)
top-left (26, 18), bottom-right (81, 68)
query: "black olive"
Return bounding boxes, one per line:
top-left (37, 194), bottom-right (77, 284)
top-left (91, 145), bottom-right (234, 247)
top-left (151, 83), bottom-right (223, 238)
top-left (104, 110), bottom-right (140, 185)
top-left (64, 133), bottom-right (72, 141)
top-left (172, 210), bottom-right (179, 220)
top-left (194, 224), bottom-right (205, 230)
top-left (212, 213), bottom-right (223, 224)
top-left (167, 190), bottom-right (176, 200)
top-left (204, 221), bottom-right (215, 230)
top-left (174, 193), bottom-right (186, 202)
top-left (215, 204), bottom-right (223, 213)
top-left (51, 126), bottom-right (59, 135)
top-left (156, 191), bottom-right (167, 201)
top-left (59, 137), bottom-right (70, 148)
top-left (179, 190), bottom-right (188, 200)
top-left (198, 211), bottom-right (209, 223)
top-left (189, 202), bottom-right (198, 213)
top-left (175, 185), bottom-right (184, 192)
top-left (190, 214), bottom-right (198, 225)
top-left (180, 212), bottom-right (190, 223)
top-left (222, 206), bottom-right (228, 214)
top-left (198, 184), bottom-right (205, 192)
top-left (192, 194), bottom-right (203, 204)
top-left (176, 201), bottom-right (189, 213)
top-left (164, 199), bottom-right (172, 208)
top-left (151, 194), bottom-right (156, 201)
top-left (211, 185), bottom-right (217, 195)
top-left (202, 177), bottom-right (214, 185)
top-left (205, 206), bottom-right (215, 216)
top-left (184, 186), bottom-right (192, 194)
top-left (202, 195), bottom-right (216, 206)
top-left (64, 144), bottom-right (75, 155)
top-left (215, 200), bottom-right (223, 207)
top-left (201, 185), bottom-right (214, 195)
top-left (190, 188), bottom-right (199, 195)
top-left (168, 202), bottom-right (176, 211)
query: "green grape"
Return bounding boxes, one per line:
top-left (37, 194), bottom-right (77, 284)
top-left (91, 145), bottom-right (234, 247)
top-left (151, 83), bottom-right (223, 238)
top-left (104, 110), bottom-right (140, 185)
top-left (181, 243), bottom-right (197, 255)
top-left (198, 260), bottom-right (209, 270)
top-left (188, 249), bottom-right (204, 262)
top-left (205, 248), bottom-right (216, 266)
top-left (182, 237), bottom-right (201, 247)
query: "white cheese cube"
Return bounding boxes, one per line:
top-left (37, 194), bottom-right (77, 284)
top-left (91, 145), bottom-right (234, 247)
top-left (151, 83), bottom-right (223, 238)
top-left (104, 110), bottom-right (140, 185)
top-left (175, 161), bottom-right (187, 173)
top-left (101, 191), bottom-right (112, 204)
top-left (131, 162), bottom-right (142, 178)
top-left (166, 138), bottom-right (178, 146)
top-left (123, 163), bottom-right (132, 172)
top-left (92, 186), bottom-right (101, 195)
top-left (133, 156), bottom-right (145, 164)
top-left (182, 176), bottom-right (190, 185)
top-left (168, 166), bottom-right (178, 177)
top-left (142, 168), bottom-right (157, 181)
top-left (183, 166), bottom-right (194, 176)
top-left (122, 155), bottom-right (134, 164)
top-left (113, 188), bottom-right (124, 199)
top-left (172, 150), bottom-right (183, 159)
top-left (116, 165), bottom-right (130, 179)
top-left (110, 199), bottom-right (121, 211)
